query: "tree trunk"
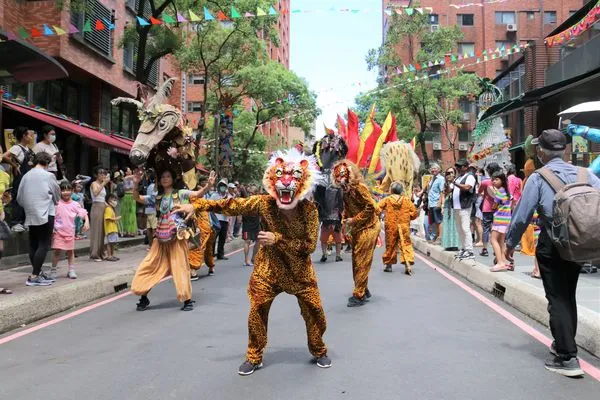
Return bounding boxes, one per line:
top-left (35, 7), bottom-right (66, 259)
top-left (418, 128), bottom-right (429, 170)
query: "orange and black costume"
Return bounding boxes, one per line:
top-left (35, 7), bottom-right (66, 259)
top-left (191, 195), bottom-right (327, 365)
top-left (377, 195), bottom-right (418, 268)
top-left (342, 182), bottom-right (381, 300)
top-left (188, 211), bottom-right (216, 272)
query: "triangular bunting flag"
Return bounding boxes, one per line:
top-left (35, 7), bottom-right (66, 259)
top-left (269, 6), bottom-right (278, 15)
top-left (403, 65), bottom-right (409, 73)
top-left (396, 67), bottom-right (402, 75)
top-left (256, 7), bottom-right (267, 16)
top-left (162, 13), bottom-right (176, 24)
top-left (484, 56), bottom-right (488, 61)
top-left (137, 16), bottom-right (150, 26)
top-left (384, 9), bottom-right (392, 16)
top-left (6, 31), bottom-right (17, 40)
top-left (18, 26), bottom-right (30, 39)
top-left (83, 19), bottom-right (92, 32)
top-left (231, 6), bottom-right (241, 18)
top-left (409, 64), bottom-right (416, 72)
top-left (515, 47), bottom-right (521, 53)
top-left (476, 58), bottom-right (481, 63)
top-left (458, 54), bottom-right (463, 60)
top-left (177, 12), bottom-right (187, 22)
top-left (291, 9), bottom-right (301, 13)
top-left (394, 9), bottom-right (403, 14)
top-left (53, 25), bottom-right (66, 35)
top-left (31, 27), bottom-right (42, 37)
top-left (245, 12), bottom-right (255, 17)
top-left (428, 61), bottom-right (433, 67)
top-left (68, 24), bottom-right (79, 34)
top-left (150, 16), bottom-right (162, 25)
top-left (104, 18), bottom-right (115, 30)
top-left (405, 8), bottom-right (414, 16)
top-left (492, 54), bottom-right (497, 59)
top-left (43, 24), bottom-right (54, 36)
top-left (451, 54), bottom-right (457, 62)
top-left (189, 10), bottom-right (201, 22)
top-left (415, 63), bottom-right (421, 70)
top-left (416, 8), bottom-right (424, 14)
top-left (95, 20), bottom-right (106, 30)
top-left (204, 7), bottom-right (214, 21)
top-left (482, 49), bottom-right (487, 55)
top-left (217, 11), bottom-right (228, 21)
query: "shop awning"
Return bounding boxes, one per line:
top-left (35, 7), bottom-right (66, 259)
top-left (478, 95), bottom-right (527, 122)
top-left (524, 66), bottom-right (600, 101)
top-left (0, 37), bottom-right (68, 83)
top-left (2, 100), bottom-right (133, 154)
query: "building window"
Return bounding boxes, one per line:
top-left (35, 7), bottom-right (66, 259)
top-left (429, 14), bottom-right (439, 24)
top-left (458, 125), bottom-right (470, 142)
top-left (111, 104), bottom-right (139, 138)
top-left (49, 81), bottom-right (64, 113)
top-left (123, 39), bottom-right (159, 87)
top-left (70, 0), bottom-right (113, 58)
top-left (457, 14), bottom-right (474, 26)
top-left (33, 81), bottom-right (48, 108)
top-left (495, 11), bottom-right (516, 25)
top-left (458, 42), bottom-right (475, 55)
top-left (495, 41), bottom-right (515, 50)
top-left (189, 74), bottom-right (205, 85)
top-left (544, 11), bottom-right (557, 24)
top-left (187, 102), bottom-right (203, 113)
top-left (527, 12), bottom-right (535, 20)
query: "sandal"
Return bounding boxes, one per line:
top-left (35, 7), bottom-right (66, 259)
top-left (480, 249), bottom-right (489, 257)
top-left (0, 288), bottom-right (13, 294)
top-left (530, 273), bottom-right (541, 279)
top-left (490, 264), bottom-right (514, 272)
top-left (181, 300), bottom-right (195, 311)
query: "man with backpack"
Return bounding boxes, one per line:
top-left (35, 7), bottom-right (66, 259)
top-left (452, 159), bottom-right (477, 260)
top-left (505, 129), bottom-right (600, 378)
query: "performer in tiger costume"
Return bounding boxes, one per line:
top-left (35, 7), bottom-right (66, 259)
top-left (377, 182), bottom-right (419, 275)
top-left (175, 148), bottom-right (331, 376)
top-left (332, 160), bottom-right (380, 307)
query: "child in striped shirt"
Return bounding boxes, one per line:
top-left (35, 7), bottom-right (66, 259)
top-left (489, 171), bottom-right (512, 272)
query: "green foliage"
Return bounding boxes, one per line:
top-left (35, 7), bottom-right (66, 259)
top-left (360, 3), bottom-right (481, 166)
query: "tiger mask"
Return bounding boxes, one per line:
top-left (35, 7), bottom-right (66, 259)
top-left (331, 160), bottom-right (363, 191)
top-left (262, 148), bottom-right (321, 210)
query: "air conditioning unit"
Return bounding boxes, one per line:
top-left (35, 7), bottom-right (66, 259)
top-left (432, 142), bottom-right (442, 150)
top-left (507, 24), bottom-right (518, 32)
top-left (430, 24), bottom-right (440, 32)
top-left (458, 143), bottom-right (469, 151)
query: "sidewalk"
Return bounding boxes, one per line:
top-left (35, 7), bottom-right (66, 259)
top-left (414, 238), bottom-right (600, 358)
top-left (0, 238), bottom-right (246, 334)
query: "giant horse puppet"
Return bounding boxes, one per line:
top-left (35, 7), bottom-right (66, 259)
top-left (311, 131), bottom-right (348, 219)
top-left (111, 78), bottom-right (197, 189)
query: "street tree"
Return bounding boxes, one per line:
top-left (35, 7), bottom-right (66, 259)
top-left (364, 5), bottom-right (479, 167)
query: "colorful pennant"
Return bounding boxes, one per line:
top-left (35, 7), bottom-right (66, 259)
top-left (545, 0), bottom-right (600, 47)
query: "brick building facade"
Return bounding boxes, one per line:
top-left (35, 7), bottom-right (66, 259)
top-left (382, 0), bottom-right (583, 168)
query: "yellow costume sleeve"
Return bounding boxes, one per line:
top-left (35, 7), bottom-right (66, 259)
top-left (351, 183), bottom-right (377, 230)
top-left (272, 201), bottom-right (319, 257)
top-left (404, 197), bottom-right (419, 220)
top-left (193, 195), bottom-right (265, 217)
top-left (376, 197), bottom-right (389, 215)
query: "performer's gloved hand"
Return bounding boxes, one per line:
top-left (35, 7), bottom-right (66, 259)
top-left (257, 231), bottom-right (276, 246)
top-left (173, 204), bottom-right (195, 221)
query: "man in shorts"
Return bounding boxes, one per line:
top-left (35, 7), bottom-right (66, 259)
top-left (427, 163), bottom-right (445, 243)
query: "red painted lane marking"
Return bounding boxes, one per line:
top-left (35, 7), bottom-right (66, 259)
top-left (0, 247), bottom-right (245, 346)
top-left (415, 253), bottom-right (600, 381)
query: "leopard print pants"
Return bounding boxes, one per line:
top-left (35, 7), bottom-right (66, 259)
top-left (189, 228), bottom-right (216, 270)
top-left (382, 224), bottom-right (414, 265)
top-left (351, 222), bottom-right (380, 299)
top-left (245, 273), bottom-right (327, 364)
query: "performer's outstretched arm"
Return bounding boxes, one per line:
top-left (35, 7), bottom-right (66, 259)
top-left (271, 202), bottom-right (319, 258)
top-left (349, 184), bottom-right (377, 229)
top-left (187, 195), bottom-right (266, 218)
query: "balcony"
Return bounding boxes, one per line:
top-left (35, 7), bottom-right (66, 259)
top-left (546, 32), bottom-right (600, 86)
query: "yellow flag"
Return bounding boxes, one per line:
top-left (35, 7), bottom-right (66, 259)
top-left (53, 25), bottom-right (67, 35)
top-left (356, 104), bottom-right (376, 163)
top-left (368, 112), bottom-right (393, 174)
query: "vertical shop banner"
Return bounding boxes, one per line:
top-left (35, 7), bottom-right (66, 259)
top-left (218, 111), bottom-right (234, 168)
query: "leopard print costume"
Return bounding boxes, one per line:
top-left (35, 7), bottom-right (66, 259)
top-left (188, 211), bottom-right (216, 271)
top-left (190, 149), bottom-right (327, 365)
top-left (332, 160), bottom-right (380, 301)
top-left (377, 195), bottom-right (418, 268)
top-left (379, 142), bottom-right (420, 197)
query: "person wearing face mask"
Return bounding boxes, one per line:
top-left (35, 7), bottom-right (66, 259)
top-left (16, 152), bottom-right (60, 286)
top-left (33, 125), bottom-right (62, 177)
top-left (211, 179), bottom-right (231, 260)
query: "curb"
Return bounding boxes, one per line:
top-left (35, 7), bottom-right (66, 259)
top-left (0, 238), bottom-right (246, 335)
top-left (413, 238), bottom-right (600, 358)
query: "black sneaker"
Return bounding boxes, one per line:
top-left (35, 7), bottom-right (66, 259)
top-left (460, 251), bottom-right (475, 260)
top-left (208, 269), bottom-right (215, 276)
top-left (480, 248), bottom-right (489, 257)
top-left (238, 360), bottom-right (263, 376)
top-left (335, 255), bottom-right (343, 262)
top-left (136, 296), bottom-right (150, 311)
top-left (315, 355), bottom-right (332, 368)
top-left (190, 273), bottom-right (199, 281)
top-left (320, 255), bottom-right (327, 263)
top-left (347, 295), bottom-right (365, 307)
top-left (544, 356), bottom-right (584, 377)
top-left (454, 249), bottom-right (465, 259)
top-left (365, 288), bottom-right (372, 299)
top-left (217, 256), bottom-right (229, 261)
top-left (181, 300), bottom-right (195, 311)
top-left (384, 265), bottom-right (392, 272)
top-left (550, 341), bottom-right (558, 357)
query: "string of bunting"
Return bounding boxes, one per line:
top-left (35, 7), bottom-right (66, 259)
top-left (545, 0), bottom-right (600, 47)
top-left (0, 4), bottom-right (433, 40)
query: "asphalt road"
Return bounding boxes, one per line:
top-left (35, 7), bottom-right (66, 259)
top-left (1, 246), bottom-right (599, 400)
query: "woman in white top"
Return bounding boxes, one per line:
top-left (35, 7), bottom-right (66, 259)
top-left (32, 125), bottom-right (62, 177)
top-left (89, 167), bottom-right (110, 261)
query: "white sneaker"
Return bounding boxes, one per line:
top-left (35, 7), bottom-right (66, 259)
top-left (67, 270), bottom-right (77, 279)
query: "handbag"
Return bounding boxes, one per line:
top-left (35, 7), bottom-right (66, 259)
top-left (0, 220), bottom-right (12, 241)
top-left (154, 194), bottom-right (179, 243)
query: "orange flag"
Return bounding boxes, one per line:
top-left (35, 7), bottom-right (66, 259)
top-left (347, 109), bottom-right (360, 163)
top-left (368, 112), bottom-right (394, 174)
top-left (356, 104), bottom-right (376, 163)
top-left (359, 116), bottom-right (382, 169)
top-left (337, 114), bottom-right (347, 140)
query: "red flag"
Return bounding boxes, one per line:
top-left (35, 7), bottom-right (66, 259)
top-left (95, 20), bottom-right (105, 30)
top-left (359, 117), bottom-right (382, 168)
top-left (346, 109), bottom-right (360, 163)
top-left (31, 27), bottom-right (43, 37)
top-left (217, 11), bottom-right (228, 21)
top-left (386, 113), bottom-right (398, 142)
top-left (150, 16), bottom-right (162, 25)
top-left (337, 114), bottom-right (347, 140)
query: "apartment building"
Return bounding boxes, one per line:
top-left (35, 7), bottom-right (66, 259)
top-left (382, 0), bottom-right (583, 167)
